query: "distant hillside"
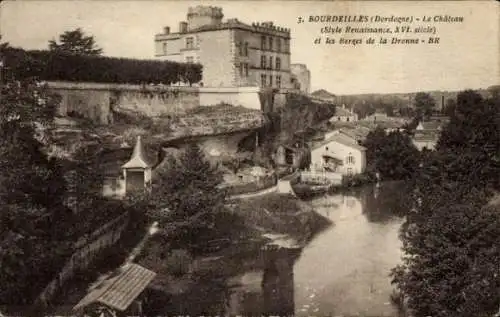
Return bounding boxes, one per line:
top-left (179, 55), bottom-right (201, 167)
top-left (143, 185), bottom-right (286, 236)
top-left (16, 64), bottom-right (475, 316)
top-left (336, 88), bottom-right (494, 110)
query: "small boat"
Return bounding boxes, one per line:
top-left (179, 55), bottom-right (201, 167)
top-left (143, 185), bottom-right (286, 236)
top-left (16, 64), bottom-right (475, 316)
top-left (292, 182), bottom-right (332, 198)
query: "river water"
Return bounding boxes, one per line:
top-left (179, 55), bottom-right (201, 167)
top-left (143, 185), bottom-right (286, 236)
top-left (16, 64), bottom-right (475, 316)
top-left (293, 183), bottom-right (406, 317)
top-left (146, 182), bottom-right (409, 316)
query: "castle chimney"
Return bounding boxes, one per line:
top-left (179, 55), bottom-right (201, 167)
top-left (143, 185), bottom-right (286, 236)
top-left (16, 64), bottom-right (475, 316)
top-left (179, 21), bottom-right (188, 33)
top-left (163, 26), bottom-right (170, 34)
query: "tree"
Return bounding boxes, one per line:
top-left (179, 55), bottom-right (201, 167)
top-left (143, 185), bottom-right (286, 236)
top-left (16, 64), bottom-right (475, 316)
top-left (0, 74), bottom-right (74, 304)
top-left (147, 144), bottom-right (226, 248)
top-left (443, 98), bottom-right (456, 117)
top-left (48, 28), bottom-right (102, 56)
top-left (384, 103), bottom-right (395, 117)
top-left (437, 90), bottom-right (500, 190)
top-left (414, 92), bottom-right (436, 119)
top-left (363, 127), bottom-right (420, 181)
top-left (392, 89), bottom-right (500, 317)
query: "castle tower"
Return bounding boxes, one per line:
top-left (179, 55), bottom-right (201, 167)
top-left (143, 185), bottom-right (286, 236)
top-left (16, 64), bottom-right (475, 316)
top-left (122, 136), bottom-right (152, 194)
top-left (187, 6), bottom-right (224, 31)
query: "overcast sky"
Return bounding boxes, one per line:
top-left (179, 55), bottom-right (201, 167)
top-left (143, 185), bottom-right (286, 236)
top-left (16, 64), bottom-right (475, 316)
top-left (1, 0), bottom-right (498, 94)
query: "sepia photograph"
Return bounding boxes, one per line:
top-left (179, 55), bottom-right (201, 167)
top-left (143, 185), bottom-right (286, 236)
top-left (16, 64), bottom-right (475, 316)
top-left (0, 0), bottom-right (499, 316)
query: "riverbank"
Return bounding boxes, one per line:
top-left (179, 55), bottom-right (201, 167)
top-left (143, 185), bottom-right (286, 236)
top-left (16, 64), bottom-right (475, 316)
top-left (293, 171), bottom-right (378, 199)
top-left (136, 193), bottom-right (331, 315)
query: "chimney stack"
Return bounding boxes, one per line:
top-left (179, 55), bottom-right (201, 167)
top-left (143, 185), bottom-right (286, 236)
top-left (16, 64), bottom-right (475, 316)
top-left (179, 21), bottom-right (188, 33)
top-left (163, 26), bottom-right (170, 35)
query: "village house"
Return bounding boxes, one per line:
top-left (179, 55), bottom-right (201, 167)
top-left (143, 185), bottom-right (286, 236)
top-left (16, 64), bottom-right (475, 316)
top-left (154, 6), bottom-right (293, 89)
top-left (310, 133), bottom-right (366, 176)
top-left (412, 131), bottom-right (439, 151)
top-left (274, 143), bottom-right (310, 170)
top-left (411, 116), bottom-right (448, 151)
top-left (415, 117), bottom-right (449, 132)
top-left (362, 110), bottom-right (389, 123)
top-left (329, 104), bottom-right (358, 122)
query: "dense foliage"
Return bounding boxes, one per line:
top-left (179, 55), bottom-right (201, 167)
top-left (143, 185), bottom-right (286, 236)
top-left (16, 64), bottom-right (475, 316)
top-left (0, 41), bottom-right (143, 309)
top-left (147, 144), bottom-right (227, 251)
top-left (391, 90), bottom-right (500, 317)
top-left (48, 28), bottom-right (103, 56)
top-left (0, 77), bottom-right (75, 304)
top-left (363, 127), bottom-right (420, 181)
top-left (414, 92), bottom-right (436, 119)
top-left (1, 46), bottom-right (202, 85)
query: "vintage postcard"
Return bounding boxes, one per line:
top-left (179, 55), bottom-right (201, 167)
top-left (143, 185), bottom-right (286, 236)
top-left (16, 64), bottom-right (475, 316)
top-left (0, 1), bottom-right (499, 316)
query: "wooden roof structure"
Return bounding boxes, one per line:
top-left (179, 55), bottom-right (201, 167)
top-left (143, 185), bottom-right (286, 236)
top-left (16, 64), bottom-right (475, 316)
top-left (73, 263), bottom-right (156, 313)
top-left (122, 136), bottom-right (152, 169)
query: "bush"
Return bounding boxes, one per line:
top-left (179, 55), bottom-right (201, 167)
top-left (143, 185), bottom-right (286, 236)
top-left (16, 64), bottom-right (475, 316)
top-left (342, 171), bottom-right (377, 187)
top-left (1, 47), bottom-right (202, 85)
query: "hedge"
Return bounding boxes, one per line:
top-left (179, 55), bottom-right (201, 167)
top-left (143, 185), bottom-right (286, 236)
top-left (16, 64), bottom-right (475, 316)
top-left (0, 47), bottom-right (202, 85)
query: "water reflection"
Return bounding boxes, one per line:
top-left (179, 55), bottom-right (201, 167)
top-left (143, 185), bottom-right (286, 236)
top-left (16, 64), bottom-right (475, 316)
top-left (146, 183), bottom-right (408, 316)
top-left (227, 246), bottom-right (300, 317)
top-left (294, 182), bottom-right (406, 316)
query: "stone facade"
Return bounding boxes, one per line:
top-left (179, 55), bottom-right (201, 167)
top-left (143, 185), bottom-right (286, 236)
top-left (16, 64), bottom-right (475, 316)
top-left (155, 6), bottom-right (293, 89)
top-left (290, 64), bottom-right (311, 94)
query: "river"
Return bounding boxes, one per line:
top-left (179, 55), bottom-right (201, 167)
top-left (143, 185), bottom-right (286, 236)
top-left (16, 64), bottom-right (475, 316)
top-left (145, 182), bottom-right (409, 316)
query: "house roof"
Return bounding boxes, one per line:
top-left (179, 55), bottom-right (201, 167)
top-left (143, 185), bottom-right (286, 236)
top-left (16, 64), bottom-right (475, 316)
top-left (313, 133), bottom-right (366, 151)
top-left (122, 136), bottom-right (152, 169)
top-left (339, 127), bottom-right (371, 140)
top-left (419, 121), bottom-right (445, 131)
top-left (413, 131), bottom-right (439, 141)
top-left (311, 89), bottom-right (336, 99)
top-left (73, 263), bottom-right (156, 312)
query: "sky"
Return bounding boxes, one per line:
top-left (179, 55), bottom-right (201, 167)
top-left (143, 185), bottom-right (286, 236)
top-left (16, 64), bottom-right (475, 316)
top-left (1, 0), bottom-right (498, 95)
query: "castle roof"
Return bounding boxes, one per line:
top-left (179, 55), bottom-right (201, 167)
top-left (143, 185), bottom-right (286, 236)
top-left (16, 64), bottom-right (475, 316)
top-left (155, 19), bottom-right (290, 40)
top-left (122, 136), bottom-right (151, 169)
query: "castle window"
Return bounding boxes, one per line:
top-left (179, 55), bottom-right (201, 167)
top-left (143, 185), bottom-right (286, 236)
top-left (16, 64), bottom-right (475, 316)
top-left (238, 42), bottom-right (243, 55)
top-left (276, 75), bottom-right (281, 88)
top-left (269, 75), bottom-right (273, 87)
top-left (269, 37), bottom-right (273, 51)
top-left (186, 56), bottom-right (194, 63)
top-left (244, 42), bottom-right (249, 56)
top-left (186, 37), bottom-right (194, 49)
top-left (260, 74), bottom-right (267, 87)
top-left (269, 56), bottom-right (273, 69)
top-left (276, 57), bottom-right (281, 70)
top-left (261, 36), bottom-right (266, 50)
top-left (244, 63), bottom-right (249, 76)
top-left (260, 55), bottom-right (266, 68)
top-left (277, 38), bottom-right (281, 52)
top-left (240, 63), bottom-right (244, 76)
top-left (162, 42), bottom-right (167, 55)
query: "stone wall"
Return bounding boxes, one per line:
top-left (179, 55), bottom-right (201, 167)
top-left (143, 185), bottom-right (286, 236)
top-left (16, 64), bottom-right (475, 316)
top-left (47, 81), bottom-right (265, 125)
top-left (199, 86), bottom-right (261, 110)
top-left (48, 82), bottom-right (200, 124)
